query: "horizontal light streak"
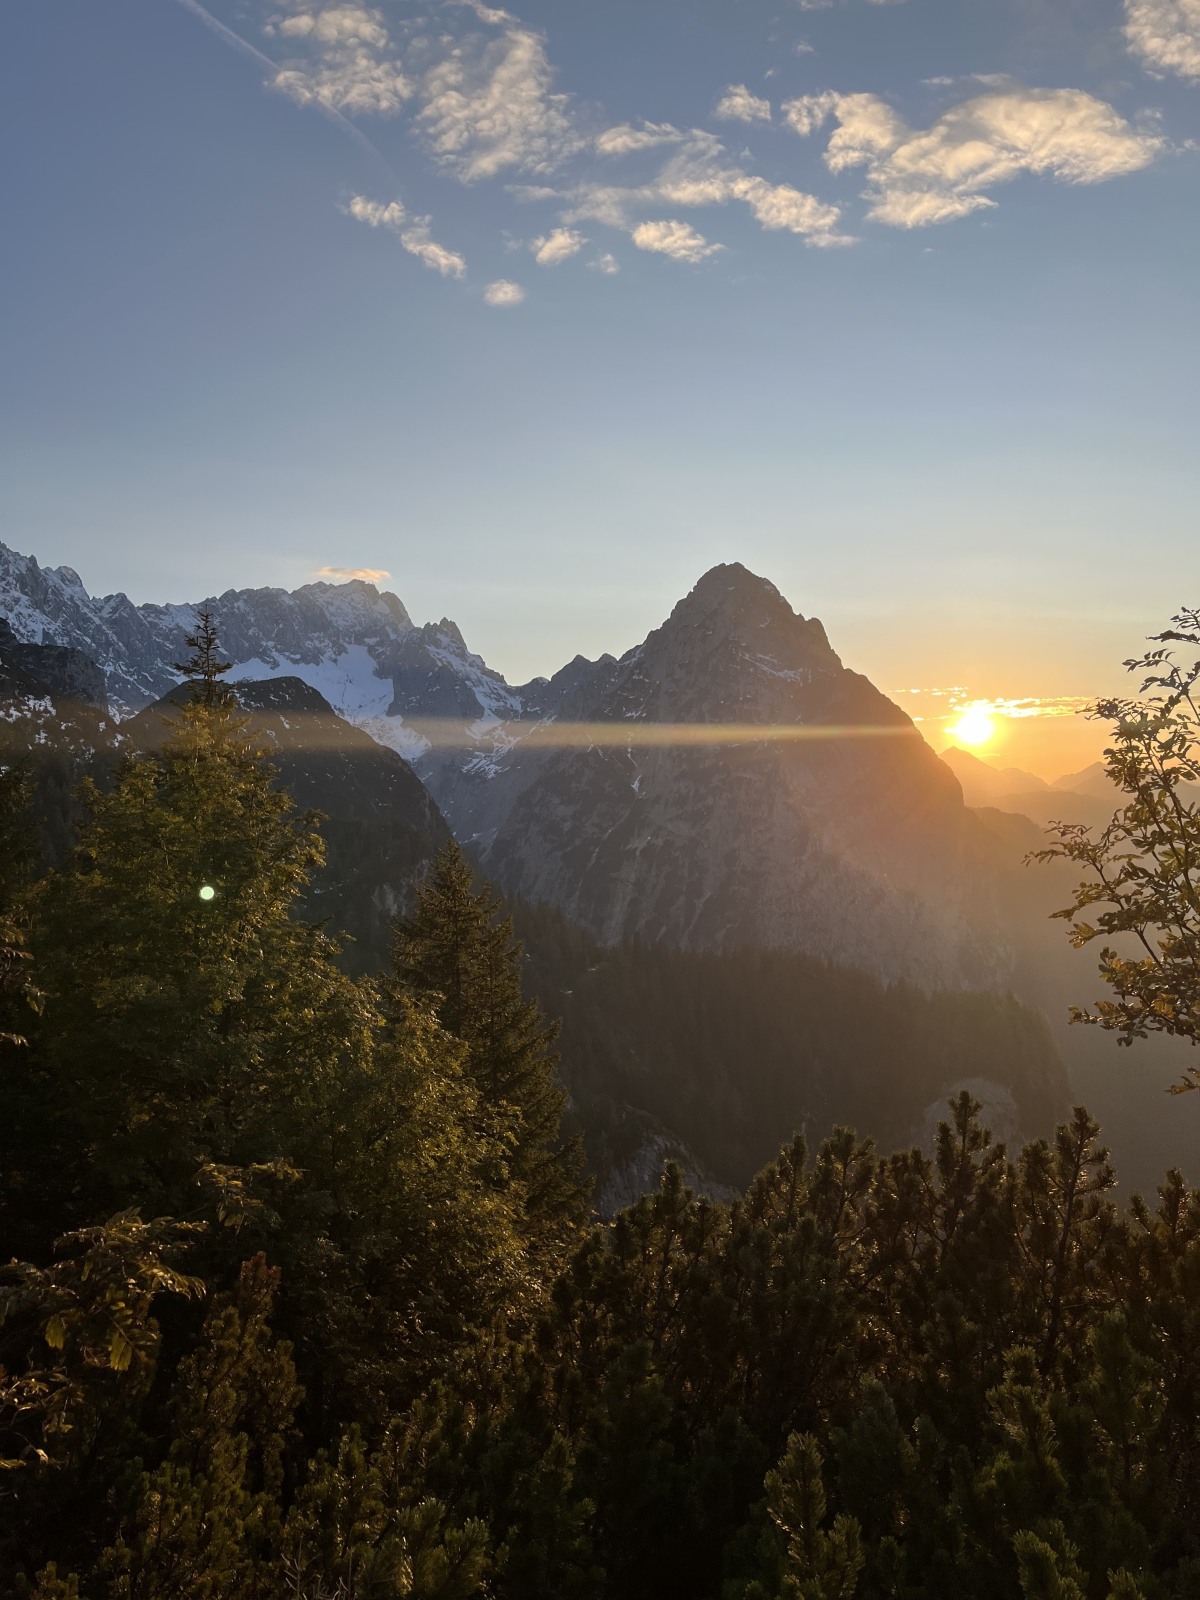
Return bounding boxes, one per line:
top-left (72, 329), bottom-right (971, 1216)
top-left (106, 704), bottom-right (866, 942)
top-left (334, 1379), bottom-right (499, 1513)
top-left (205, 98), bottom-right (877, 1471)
top-left (357, 717), bottom-right (917, 751)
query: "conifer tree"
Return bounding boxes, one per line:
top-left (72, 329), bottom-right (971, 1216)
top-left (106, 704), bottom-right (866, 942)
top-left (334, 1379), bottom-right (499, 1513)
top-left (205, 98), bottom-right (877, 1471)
top-left (26, 617), bottom-right (376, 1233)
top-left (0, 763), bottom-right (36, 1049)
top-left (389, 841), bottom-right (589, 1263)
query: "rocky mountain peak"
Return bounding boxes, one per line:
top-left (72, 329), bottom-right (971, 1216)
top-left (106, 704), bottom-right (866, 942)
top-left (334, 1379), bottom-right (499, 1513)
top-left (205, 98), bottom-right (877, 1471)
top-left (593, 564), bottom-right (841, 727)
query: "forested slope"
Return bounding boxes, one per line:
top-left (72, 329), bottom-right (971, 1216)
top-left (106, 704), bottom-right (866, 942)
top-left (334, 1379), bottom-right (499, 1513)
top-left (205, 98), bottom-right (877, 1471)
top-left (2, 626), bottom-right (1198, 1599)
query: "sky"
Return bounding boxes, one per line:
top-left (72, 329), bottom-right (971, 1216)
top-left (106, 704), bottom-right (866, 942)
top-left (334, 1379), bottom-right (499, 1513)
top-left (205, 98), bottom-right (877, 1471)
top-left (2, 0), bottom-right (1198, 776)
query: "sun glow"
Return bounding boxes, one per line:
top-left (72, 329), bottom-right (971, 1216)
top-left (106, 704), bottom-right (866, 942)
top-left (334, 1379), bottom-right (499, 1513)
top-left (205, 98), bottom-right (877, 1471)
top-left (947, 702), bottom-right (997, 748)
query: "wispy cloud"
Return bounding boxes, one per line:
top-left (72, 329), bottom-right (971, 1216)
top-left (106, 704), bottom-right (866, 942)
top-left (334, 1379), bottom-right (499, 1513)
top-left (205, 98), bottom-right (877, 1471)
top-left (595, 122), bottom-right (688, 155)
top-left (714, 85), bottom-right (772, 124)
top-left (484, 278), bottom-right (526, 304)
top-left (531, 226), bottom-right (585, 264)
top-left (344, 195), bottom-right (467, 275)
top-left (1125, 0), bottom-right (1200, 79)
top-left (784, 85), bottom-right (1164, 226)
top-left (589, 252), bottom-right (621, 273)
top-left (314, 564), bottom-right (392, 582)
top-left (570, 130), bottom-right (848, 248)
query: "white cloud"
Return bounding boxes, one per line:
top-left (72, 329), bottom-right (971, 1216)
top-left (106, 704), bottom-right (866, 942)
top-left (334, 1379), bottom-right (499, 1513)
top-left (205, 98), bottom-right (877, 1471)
top-left (315, 565), bottom-right (392, 582)
top-left (279, 6), bottom-right (388, 46)
top-left (418, 27), bottom-right (583, 180)
top-left (595, 121), bottom-right (686, 155)
top-left (1125, 0), bottom-right (1200, 78)
top-left (270, 4), bottom-right (411, 114)
top-left (484, 278), bottom-right (526, 304)
top-left (714, 84), bottom-right (772, 123)
top-left (724, 174), bottom-right (843, 235)
top-left (531, 226), bottom-right (585, 264)
top-left (783, 91), bottom-right (842, 136)
top-left (346, 194), bottom-right (406, 228)
top-left (344, 195), bottom-right (466, 277)
top-left (784, 86), bottom-right (1164, 226)
top-left (589, 252), bottom-right (621, 273)
top-left (631, 220), bottom-right (723, 261)
top-left (573, 132), bottom-right (847, 246)
top-left (398, 219), bottom-right (467, 277)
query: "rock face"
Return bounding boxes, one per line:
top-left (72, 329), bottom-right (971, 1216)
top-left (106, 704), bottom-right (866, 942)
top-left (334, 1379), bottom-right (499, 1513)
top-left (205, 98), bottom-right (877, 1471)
top-left (478, 566), bottom-right (1009, 990)
top-left (2, 542), bottom-right (1013, 988)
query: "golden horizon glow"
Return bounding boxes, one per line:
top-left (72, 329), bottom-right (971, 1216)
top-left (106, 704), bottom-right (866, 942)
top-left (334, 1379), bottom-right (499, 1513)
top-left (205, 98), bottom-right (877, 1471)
top-left (946, 703), bottom-right (998, 748)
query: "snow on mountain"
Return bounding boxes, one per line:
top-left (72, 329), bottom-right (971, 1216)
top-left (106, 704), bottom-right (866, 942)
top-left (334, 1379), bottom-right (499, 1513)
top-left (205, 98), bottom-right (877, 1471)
top-left (0, 540), bottom-right (525, 762)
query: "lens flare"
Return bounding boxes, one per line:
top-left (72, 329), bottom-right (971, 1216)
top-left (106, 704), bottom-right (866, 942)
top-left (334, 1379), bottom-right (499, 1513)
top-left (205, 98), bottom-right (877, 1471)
top-left (199, 885), bottom-right (216, 902)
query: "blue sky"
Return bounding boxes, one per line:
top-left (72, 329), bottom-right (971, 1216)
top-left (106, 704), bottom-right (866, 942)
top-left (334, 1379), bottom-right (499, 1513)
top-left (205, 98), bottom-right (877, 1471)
top-left (2, 0), bottom-right (1198, 770)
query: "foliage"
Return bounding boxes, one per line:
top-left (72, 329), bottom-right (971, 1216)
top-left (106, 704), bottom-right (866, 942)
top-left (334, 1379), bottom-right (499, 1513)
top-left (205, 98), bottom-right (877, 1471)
top-left (390, 842), bottom-right (590, 1271)
top-left (3, 615), bottom-right (1200, 1597)
top-left (1036, 608), bottom-right (1200, 1087)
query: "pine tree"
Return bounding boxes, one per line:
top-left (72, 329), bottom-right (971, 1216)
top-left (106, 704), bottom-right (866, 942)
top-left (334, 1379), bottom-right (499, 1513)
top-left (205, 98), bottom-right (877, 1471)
top-left (172, 610), bottom-right (233, 710)
top-left (26, 618), bottom-right (377, 1232)
top-left (97, 1255), bottom-right (301, 1599)
top-left (389, 842), bottom-right (589, 1265)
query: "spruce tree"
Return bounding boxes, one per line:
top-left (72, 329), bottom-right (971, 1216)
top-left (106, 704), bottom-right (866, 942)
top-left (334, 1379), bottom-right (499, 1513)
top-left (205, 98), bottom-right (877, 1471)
top-left (389, 841), bottom-right (589, 1264)
top-left (26, 618), bottom-right (377, 1232)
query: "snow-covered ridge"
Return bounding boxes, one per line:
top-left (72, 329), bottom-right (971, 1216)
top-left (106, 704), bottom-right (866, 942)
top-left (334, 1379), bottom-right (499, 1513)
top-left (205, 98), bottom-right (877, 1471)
top-left (0, 541), bottom-right (526, 765)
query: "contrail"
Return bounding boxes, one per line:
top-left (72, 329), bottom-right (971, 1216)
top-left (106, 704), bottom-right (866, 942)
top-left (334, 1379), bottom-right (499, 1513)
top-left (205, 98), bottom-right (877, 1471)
top-left (173, 0), bottom-right (277, 71)
top-left (170, 0), bottom-right (401, 187)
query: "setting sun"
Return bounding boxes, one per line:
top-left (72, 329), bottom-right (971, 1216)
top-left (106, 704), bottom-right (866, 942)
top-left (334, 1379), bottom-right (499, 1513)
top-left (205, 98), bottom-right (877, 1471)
top-left (947, 703), bottom-right (997, 748)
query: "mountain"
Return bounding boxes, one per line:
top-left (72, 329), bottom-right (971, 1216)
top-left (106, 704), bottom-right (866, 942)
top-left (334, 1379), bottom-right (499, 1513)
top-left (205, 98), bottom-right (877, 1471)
top-left (0, 541), bottom-right (519, 756)
top-left (941, 746), bottom-right (1114, 833)
top-left (939, 746), bottom-right (1048, 805)
top-left (475, 566), bottom-right (1012, 989)
top-left (0, 618), bottom-right (120, 866)
top-left (1, 544), bottom-right (1025, 990)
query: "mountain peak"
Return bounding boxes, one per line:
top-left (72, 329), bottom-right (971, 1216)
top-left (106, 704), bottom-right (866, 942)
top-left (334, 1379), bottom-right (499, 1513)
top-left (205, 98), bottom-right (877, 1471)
top-left (684, 561), bottom-right (783, 608)
top-left (649, 562), bottom-right (837, 689)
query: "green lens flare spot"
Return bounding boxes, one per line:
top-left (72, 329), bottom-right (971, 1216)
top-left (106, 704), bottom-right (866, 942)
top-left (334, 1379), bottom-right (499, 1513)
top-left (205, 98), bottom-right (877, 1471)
top-left (199, 885), bottom-right (216, 902)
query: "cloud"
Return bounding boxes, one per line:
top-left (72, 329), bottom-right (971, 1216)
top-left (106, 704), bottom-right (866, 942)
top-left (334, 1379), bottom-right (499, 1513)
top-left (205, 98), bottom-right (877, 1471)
top-left (484, 278), bottom-right (526, 304)
top-left (714, 84), bottom-right (772, 123)
top-left (418, 26), bottom-right (583, 179)
top-left (398, 219), bottom-right (468, 277)
top-left (315, 565), bottom-right (392, 582)
top-left (784, 86), bottom-right (1164, 226)
top-left (595, 121), bottom-right (686, 155)
top-left (345, 195), bottom-right (466, 276)
top-left (270, 4), bottom-right (412, 115)
top-left (631, 220), bottom-right (723, 261)
top-left (346, 195), bottom-right (405, 228)
top-left (278, 6), bottom-right (388, 46)
top-left (589, 252), bottom-right (621, 273)
top-left (531, 226), bottom-right (585, 264)
top-left (1125, 0), bottom-right (1200, 79)
top-left (571, 132), bottom-right (847, 247)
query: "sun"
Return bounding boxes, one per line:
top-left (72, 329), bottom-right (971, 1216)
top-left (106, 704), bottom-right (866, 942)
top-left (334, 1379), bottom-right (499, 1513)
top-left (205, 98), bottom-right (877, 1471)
top-left (947, 702), bottom-right (997, 748)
